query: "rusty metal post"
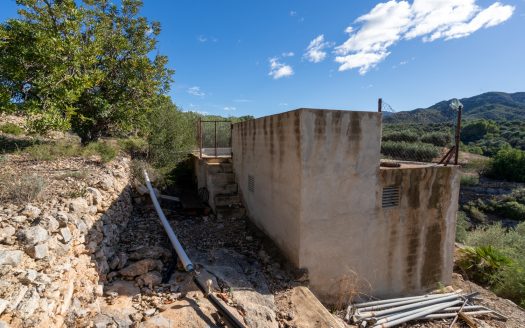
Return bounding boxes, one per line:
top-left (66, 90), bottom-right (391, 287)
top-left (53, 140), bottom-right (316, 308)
top-left (378, 98), bottom-right (382, 112)
top-left (214, 121), bottom-right (217, 157)
top-left (454, 105), bottom-right (462, 165)
top-left (198, 119), bottom-right (202, 158)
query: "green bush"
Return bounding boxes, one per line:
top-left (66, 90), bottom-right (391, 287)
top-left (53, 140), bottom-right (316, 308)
top-left (0, 123), bottom-right (23, 135)
top-left (461, 120), bottom-right (499, 143)
top-left (463, 222), bottom-right (525, 306)
top-left (118, 137), bottom-right (149, 157)
top-left (460, 175), bottom-right (479, 186)
top-left (495, 201), bottom-right (525, 221)
top-left (24, 141), bottom-right (83, 161)
top-left (23, 140), bottom-right (118, 163)
top-left (487, 148), bottom-right (525, 182)
top-left (382, 131), bottom-right (419, 143)
top-left (83, 141), bottom-right (118, 163)
top-left (381, 141), bottom-right (440, 162)
top-left (146, 97), bottom-right (197, 171)
top-left (421, 132), bottom-right (451, 147)
top-left (456, 211), bottom-right (470, 243)
top-left (457, 246), bottom-right (512, 285)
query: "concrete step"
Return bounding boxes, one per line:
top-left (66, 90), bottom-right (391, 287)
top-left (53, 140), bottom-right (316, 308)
top-left (214, 194), bottom-right (241, 207)
top-left (214, 183), bottom-right (237, 195)
top-left (220, 162), bottom-right (233, 173)
top-left (206, 163), bottom-right (222, 174)
top-left (210, 173), bottom-right (235, 185)
top-left (216, 206), bottom-right (245, 219)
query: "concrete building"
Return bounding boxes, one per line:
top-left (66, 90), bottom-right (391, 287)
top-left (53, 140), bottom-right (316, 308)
top-left (195, 108), bottom-right (460, 303)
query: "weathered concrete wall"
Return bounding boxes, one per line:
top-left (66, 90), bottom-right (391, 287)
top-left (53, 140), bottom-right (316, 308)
top-left (232, 108), bottom-right (460, 303)
top-left (232, 110), bottom-right (303, 265)
top-left (298, 110), bottom-right (382, 301)
top-left (376, 166), bottom-right (460, 297)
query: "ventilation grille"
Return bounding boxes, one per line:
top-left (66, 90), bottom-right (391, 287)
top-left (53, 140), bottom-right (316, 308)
top-left (382, 186), bottom-right (400, 208)
top-left (248, 175), bottom-right (255, 193)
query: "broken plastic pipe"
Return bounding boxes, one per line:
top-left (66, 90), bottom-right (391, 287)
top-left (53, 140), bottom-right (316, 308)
top-left (143, 170), bottom-right (194, 272)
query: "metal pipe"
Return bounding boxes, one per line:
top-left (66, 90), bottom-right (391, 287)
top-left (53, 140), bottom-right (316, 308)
top-left (448, 298), bottom-right (468, 328)
top-left (422, 310), bottom-right (495, 319)
top-left (144, 170), bottom-right (194, 271)
top-left (193, 273), bottom-right (247, 328)
top-left (454, 105), bottom-right (462, 165)
top-left (352, 293), bottom-right (456, 308)
top-left (353, 294), bottom-right (462, 321)
top-left (371, 299), bottom-right (462, 328)
top-left (356, 293), bottom-right (458, 312)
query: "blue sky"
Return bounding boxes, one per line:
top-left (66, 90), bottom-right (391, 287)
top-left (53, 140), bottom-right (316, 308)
top-left (1, 1), bottom-right (524, 118)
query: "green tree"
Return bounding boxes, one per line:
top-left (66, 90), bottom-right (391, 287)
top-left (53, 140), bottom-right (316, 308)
top-left (461, 120), bottom-right (499, 143)
top-left (0, 0), bottom-right (173, 143)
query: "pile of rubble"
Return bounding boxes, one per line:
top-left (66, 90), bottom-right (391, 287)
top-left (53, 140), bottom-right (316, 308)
top-left (0, 155), bottom-right (132, 327)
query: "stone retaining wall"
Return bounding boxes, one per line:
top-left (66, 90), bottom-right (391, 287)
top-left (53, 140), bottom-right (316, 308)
top-left (0, 157), bottom-right (133, 327)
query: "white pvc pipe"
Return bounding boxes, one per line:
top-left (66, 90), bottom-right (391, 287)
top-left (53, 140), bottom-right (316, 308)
top-left (354, 294), bottom-right (461, 321)
top-left (356, 293), bottom-right (457, 312)
top-left (371, 299), bottom-right (462, 326)
top-left (353, 293), bottom-right (456, 308)
top-left (143, 170), bottom-right (194, 272)
top-left (372, 299), bottom-right (462, 328)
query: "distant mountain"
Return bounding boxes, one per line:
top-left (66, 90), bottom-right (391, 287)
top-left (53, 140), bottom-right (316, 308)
top-left (384, 92), bottom-right (525, 124)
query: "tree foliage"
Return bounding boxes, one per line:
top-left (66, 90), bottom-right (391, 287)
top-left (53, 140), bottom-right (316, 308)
top-left (461, 120), bottom-right (499, 143)
top-left (487, 148), bottom-right (525, 182)
top-left (0, 0), bottom-right (172, 143)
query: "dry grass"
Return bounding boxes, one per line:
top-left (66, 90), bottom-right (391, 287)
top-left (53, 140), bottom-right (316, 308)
top-left (332, 270), bottom-right (373, 311)
top-left (0, 172), bottom-right (46, 205)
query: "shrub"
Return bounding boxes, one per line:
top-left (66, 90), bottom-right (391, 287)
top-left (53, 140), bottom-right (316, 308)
top-left (486, 148), bottom-right (525, 182)
top-left (495, 201), bottom-right (525, 221)
top-left (381, 141), bottom-right (440, 162)
top-left (456, 211), bottom-right (470, 243)
top-left (382, 131), bottom-right (419, 143)
top-left (493, 261), bottom-right (525, 308)
top-left (461, 120), bottom-right (499, 143)
top-left (460, 175), bottom-right (479, 186)
top-left (24, 141), bottom-right (82, 161)
top-left (457, 246), bottom-right (512, 285)
top-left (146, 99), bottom-right (197, 170)
top-left (462, 203), bottom-right (487, 223)
top-left (463, 222), bottom-right (525, 306)
top-left (83, 141), bottom-right (118, 163)
top-left (421, 132), bottom-right (451, 147)
top-left (0, 123), bottom-right (23, 135)
top-left (0, 173), bottom-right (46, 205)
top-left (118, 137), bottom-right (149, 157)
top-left (23, 140), bottom-right (118, 163)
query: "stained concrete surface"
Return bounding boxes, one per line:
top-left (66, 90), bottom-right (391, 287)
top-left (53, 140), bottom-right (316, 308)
top-left (232, 109), bottom-right (460, 302)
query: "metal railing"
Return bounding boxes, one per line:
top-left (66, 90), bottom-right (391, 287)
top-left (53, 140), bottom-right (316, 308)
top-left (197, 119), bottom-right (232, 158)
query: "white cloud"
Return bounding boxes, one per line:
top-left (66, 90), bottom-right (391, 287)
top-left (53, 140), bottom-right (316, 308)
top-left (223, 106), bottom-right (236, 111)
top-left (304, 34), bottom-right (333, 63)
top-left (187, 86), bottom-right (205, 96)
top-left (197, 35), bottom-right (207, 42)
top-left (334, 0), bottom-right (514, 74)
top-left (290, 10), bottom-right (297, 16)
top-left (282, 51), bottom-right (295, 57)
top-left (268, 58), bottom-right (294, 79)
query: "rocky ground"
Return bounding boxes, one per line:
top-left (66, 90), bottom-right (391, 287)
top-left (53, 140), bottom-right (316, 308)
top-left (93, 191), bottom-right (344, 328)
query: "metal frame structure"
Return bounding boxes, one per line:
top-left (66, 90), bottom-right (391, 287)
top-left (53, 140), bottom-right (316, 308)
top-left (197, 119), bottom-right (233, 158)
